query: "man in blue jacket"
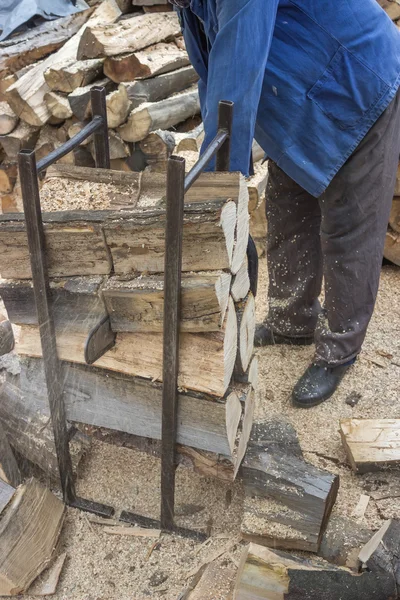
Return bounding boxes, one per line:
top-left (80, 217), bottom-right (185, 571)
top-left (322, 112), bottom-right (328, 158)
top-left (172, 0), bottom-right (400, 407)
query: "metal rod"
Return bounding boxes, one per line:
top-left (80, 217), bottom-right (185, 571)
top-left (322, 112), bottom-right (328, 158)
top-left (37, 116), bottom-right (103, 173)
top-left (160, 155), bottom-right (186, 531)
top-left (215, 100), bottom-right (233, 172)
top-left (91, 87), bottom-right (110, 169)
top-left (184, 130), bottom-right (227, 192)
top-left (18, 149), bottom-right (76, 505)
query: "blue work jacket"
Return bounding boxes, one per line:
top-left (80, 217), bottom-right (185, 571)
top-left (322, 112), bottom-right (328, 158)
top-left (178, 0), bottom-right (400, 197)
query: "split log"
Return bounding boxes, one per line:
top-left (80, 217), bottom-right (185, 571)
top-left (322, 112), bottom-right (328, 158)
top-left (90, 129), bottom-right (130, 160)
top-left (16, 297), bottom-right (237, 396)
top-left (0, 12), bottom-right (93, 79)
top-left (0, 421), bottom-right (21, 488)
top-left (44, 92), bottom-right (73, 120)
top-left (0, 480), bottom-right (14, 516)
top-left (0, 320), bottom-right (14, 356)
top-left (34, 125), bottom-right (71, 164)
top-left (252, 140), bottom-right (264, 163)
top-left (0, 382), bottom-right (90, 480)
top-left (389, 197), bottom-right (400, 233)
top-left (0, 479), bottom-right (65, 596)
top-left (231, 259), bottom-right (250, 302)
top-left (0, 162), bottom-right (17, 194)
top-left (144, 4), bottom-right (173, 11)
top-left (249, 196), bottom-right (267, 256)
top-left (68, 78), bottom-right (115, 121)
top-left (4, 0), bottom-right (122, 126)
top-left (241, 429), bottom-right (339, 552)
top-left (102, 272), bottom-right (232, 332)
top-left (118, 87), bottom-right (200, 142)
top-left (12, 356), bottom-right (250, 463)
top-left (139, 130), bottom-right (175, 171)
top-left (341, 418), bottom-right (400, 473)
top-left (319, 516), bottom-right (372, 569)
top-left (106, 85), bottom-right (131, 128)
top-left (0, 102), bottom-right (18, 135)
top-left (124, 65), bottom-right (198, 109)
top-left (78, 12), bottom-right (181, 59)
top-left (67, 120), bottom-right (92, 145)
top-left (44, 58), bottom-right (104, 93)
top-left (235, 293), bottom-right (256, 377)
top-left (359, 519), bottom-right (400, 588)
top-left (384, 227), bottom-right (400, 265)
top-left (0, 276), bottom-right (107, 330)
top-left (174, 123), bottom-right (204, 153)
top-left (0, 121), bottom-right (39, 159)
top-left (233, 543), bottom-right (397, 600)
top-left (247, 161), bottom-right (268, 212)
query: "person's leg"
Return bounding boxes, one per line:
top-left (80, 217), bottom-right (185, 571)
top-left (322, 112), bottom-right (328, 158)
top-left (256, 160), bottom-right (323, 344)
top-left (293, 89), bottom-right (400, 407)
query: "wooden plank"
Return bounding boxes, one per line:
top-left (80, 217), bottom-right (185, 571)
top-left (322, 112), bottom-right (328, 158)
top-left (0, 422), bottom-right (20, 488)
top-left (233, 543), bottom-right (397, 600)
top-left (0, 479), bottom-right (65, 596)
top-left (341, 419), bottom-right (400, 473)
top-left (78, 12), bottom-right (181, 59)
top-left (0, 480), bottom-right (15, 516)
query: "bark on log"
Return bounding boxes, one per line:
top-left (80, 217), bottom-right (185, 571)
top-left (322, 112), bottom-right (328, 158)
top-left (68, 78), bottom-right (115, 121)
top-left (359, 519), bottom-right (400, 589)
top-left (174, 123), bottom-right (204, 153)
top-left (0, 320), bottom-right (14, 356)
top-left (139, 130), bottom-right (175, 172)
top-left (0, 121), bottom-right (39, 159)
top-left (124, 65), bottom-right (198, 109)
top-left (44, 58), bottom-right (104, 93)
top-left (319, 515), bottom-right (372, 569)
top-left (102, 272), bottom-right (232, 332)
top-left (0, 480), bottom-right (14, 516)
top-left (384, 228), bottom-right (400, 266)
top-left (341, 418), bottom-right (400, 473)
top-left (44, 92), bottom-right (73, 120)
top-left (103, 42), bottom-right (189, 83)
top-left (389, 197), bottom-right (400, 233)
top-left (90, 129), bottom-right (130, 160)
top-left (233, 543), bottom-right (397, 600)
top-left (4, 0), bottom-right (121, 126)
top-left (0, 102), bottom-right (18, 135)
top-left (78, 12), bottom-right (181, 59)
top-left (16, 296), bottom-right (237, 396)
top-left (118, 87), bottom-right (200, 142)
top-left (0, 421), bottom-right (21, 488)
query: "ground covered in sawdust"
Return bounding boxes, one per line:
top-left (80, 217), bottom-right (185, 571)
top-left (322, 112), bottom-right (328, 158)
top-left (25, 260), bottom-right (399, 599)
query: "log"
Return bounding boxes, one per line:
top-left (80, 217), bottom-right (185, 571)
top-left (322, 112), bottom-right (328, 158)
top-left (90, 129), bottom-right (130, 160)
top-left (231, 259), bottom-right (250, 302)
top-left (0, 479), bottom-right (65, 596)
top-left (359, 519), bottom-right (400, 588)
top-left (235, 293), bottom-right (256, 376)
top-left (67, 120), bottom-right (92, 145)
top-left (106, 85), bottom-right (131, 128)
top-left (340, 418), bottom-right (400, 473)
top-left (139, 130), bottom-right (175, 172)
top-left (68, 78), bottom-right (116, 121)
top-left (118, 87), bottom-right (200, 142)
top-left (0, 480), bottom-right (14, 516)
top-left (78, 12), bottom-right (181, 59)
top-left (174, 123), bottom-right (204, 153)
top-left (0, 12), bottom-right (93, 79)
top-left (102, 272), bottom-right (232, 332)
top-left (389, 197), bottom-right (400, 233)
top-left (44, 58), bottom-right (104, 93)
top-left (44, 92), bottom-right (73, 120)
top-left (241, 431), bottom-right (339, 552)
top-left (104, 41), bottom-right (189, 83)
top-left (319, 515), bottom-right (372, 569)
top-left (16, 297), bottom-right (238, 396)
top-left (247, 161), bottom-right (269, 212)
top-left (0, 121), bottom-right (39, 159)
top-left (124, 65), bottom-right (198, 109)
top-left (384, 227), bottom-right (400, 266)
top-left (12, 356), bottom-right (250, 463)
top-left (0, 162), bottom-right (17, 194)
top-left (0, 421), bottom-right (21, 488)
top-left (233, 543), bottom-right (397, 600)
top-left (0, 102), bottom-right (18, 135)
top-left (4, 0), bottom-right (122, 126)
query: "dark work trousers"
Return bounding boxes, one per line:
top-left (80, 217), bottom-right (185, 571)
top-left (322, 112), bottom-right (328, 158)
top-left (265, 89), bottom-right (400, 366)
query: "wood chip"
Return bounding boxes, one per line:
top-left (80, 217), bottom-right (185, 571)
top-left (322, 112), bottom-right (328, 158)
top-left (31, 553), bottom-right (67, 596)
top-left (352, 494), bottom-right (370, 520)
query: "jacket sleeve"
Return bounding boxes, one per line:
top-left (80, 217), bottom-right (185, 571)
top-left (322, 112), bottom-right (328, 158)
top-left (202, 0), bottom-right (279, 175)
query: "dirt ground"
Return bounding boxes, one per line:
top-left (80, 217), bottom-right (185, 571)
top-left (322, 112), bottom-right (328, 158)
top-left (25, 258), bottom-right (400, 600)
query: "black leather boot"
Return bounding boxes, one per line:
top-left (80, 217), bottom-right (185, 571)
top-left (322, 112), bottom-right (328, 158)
top-left (292, 362), bottom-right (355, 408)
top-left (254, 323), bottom-right (314, 347)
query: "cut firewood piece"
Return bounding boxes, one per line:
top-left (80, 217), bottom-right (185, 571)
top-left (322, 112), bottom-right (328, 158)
top-left (252, 140), bottom-right (264, 163)
top-left (250, 195), bottom-right (267, 256)
top-left (174, 123), bottom-right (204, 153)
top-left (340, 418), bottom-right (400, 473)
top-left (0, 276), bottom-right (107, 330)
top-left (17, 299), bottom-right (237, 397)
top-left (72, 146), bottom-right (96, 168)
top-left (231, 177), bottom-right (250, 275)
top-left (104, 42), bottom-right (189, 83)
top-left (44, 58), bottom-right (104, 93)
top-left (44, 92), bottom-right (73, 120)
top-left (0, 162), bottom-right (17, 194)
top-left (247, 161), bottom-right (269, 212)
top-left (13, 356), bottom-right (248, 462)
top-left (78, 12), bottom-right (181, 59)
top-left (235, 293), bottom-right (256, 376)
top-left (0, 121), bottom-right (39, 159)
top-left (106, 85), bottom-right (131, 128)
top-left (118, 87), bottom-right (200, 142)
top-left (0, 478), bottom-right (65, 596)
top-left (234, 386), bottom-right (255, 478)
top-left (34, 125), bottom-right (74, 164)
top-left (358, 519), bottom-right (400, 588)
top-left (0, 480), bottom-right (14, 516)
top-left (233, 543), bottom-right (397, 600)
top-left (0, 102), bottom-right (18, 135)
top-left (124, 65), bottom-right (198, 109)
top-left (90, 129), bottom-right (130, 160)
top-left (231, 259), bottom-right (250, 302)
top-left (0, 421), bottom-right (21, 488)
top-left (68, 78), bottom-right (116, 121)
top-left (139, 130), bottom-right (175, 171)
top-left (102, 272), bottom-right (232, 332)
top-left (320, 515), bottom-right (372, 569)
top-left (389, 197), bottom-right (400, 233)
top-left (241, 431), bottom-right (339, 552)
top-left (384, 227), bottom-right (400, 265)
top-left (0, 12), bottom-right (93, 80)
top-left (4, 0), bottom-right (122, 127)
top-left (67, 120), bottom-right (92, 145)
top-left (0, 320), bottom-right (14, 356)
